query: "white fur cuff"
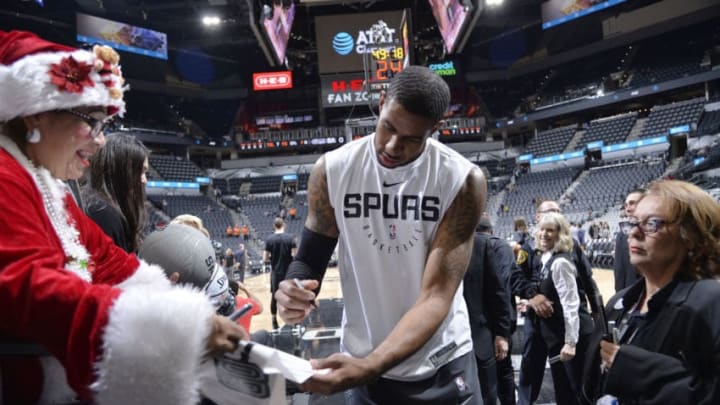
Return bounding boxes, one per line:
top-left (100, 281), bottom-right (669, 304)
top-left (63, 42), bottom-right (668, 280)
top-left (91, 285), bottom-right (214, 405)
top-left (116, 261), bottom-right (171, 291)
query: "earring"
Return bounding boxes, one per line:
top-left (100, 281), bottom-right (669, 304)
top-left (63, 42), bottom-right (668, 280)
top-left (26, 128), bottom-right (41, 144)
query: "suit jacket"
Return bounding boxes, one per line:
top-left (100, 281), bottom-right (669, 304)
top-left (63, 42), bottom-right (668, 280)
top-left (511, 237), bottom-right (601, 315)
top-left (463, 233), bottom-right (513, 361)
top-left (488, 235), bottom-right (519, 330)
top-left (613, 231), bottom-right (639, 292)
top-left (583, 277), bottom-right (720, 405)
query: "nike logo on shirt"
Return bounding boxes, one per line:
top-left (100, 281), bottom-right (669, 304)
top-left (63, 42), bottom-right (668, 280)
top-left (382, 180), bottom-right (405, 187)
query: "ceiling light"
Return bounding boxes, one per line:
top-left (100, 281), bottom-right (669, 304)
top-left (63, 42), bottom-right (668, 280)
top-left (487, 0), bottom-right (504, 6)
top-left (202, 16), bottom-right (221, 26)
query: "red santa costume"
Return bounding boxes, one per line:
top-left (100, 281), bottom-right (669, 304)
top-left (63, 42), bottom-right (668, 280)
top-left (0, 31), bottom-right (216, 404)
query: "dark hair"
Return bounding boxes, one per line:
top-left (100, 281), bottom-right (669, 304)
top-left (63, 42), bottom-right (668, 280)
top-left (476, 217), bottom-right (493, 233)
top-left (273, 217), bottom-right (285, 229)
top-left (83, 134), bottom-right (149, 252)
top-left (385, 65), bottom-right (450, 122)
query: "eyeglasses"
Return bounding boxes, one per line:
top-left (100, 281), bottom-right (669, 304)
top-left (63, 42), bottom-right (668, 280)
top-left (619, 217), bottom-right (672, 235)
top-left (62, 109), bottom-right (108, 138)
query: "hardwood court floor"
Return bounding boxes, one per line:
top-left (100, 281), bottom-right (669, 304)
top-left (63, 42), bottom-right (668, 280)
top-left (243, 267), bottom-right (617, 334)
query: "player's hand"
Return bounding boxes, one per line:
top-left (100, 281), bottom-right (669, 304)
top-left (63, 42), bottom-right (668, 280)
top-left (206, 314), bottom-right (249, 357)
top-left (275, 279), bottom-right (318, 324)
top-left (301, 353), bottom-right (379, 395)
top-left (528, 294), bottom-right (554, 318)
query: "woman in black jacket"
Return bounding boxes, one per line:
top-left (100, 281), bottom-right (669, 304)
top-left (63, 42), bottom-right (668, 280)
top-left (534, 212), bottom-right (593, 405)
top-left (584, 179), bottom-right (720, 404)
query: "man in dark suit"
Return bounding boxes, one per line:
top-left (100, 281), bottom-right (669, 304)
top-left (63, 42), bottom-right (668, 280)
top-left (614, 189), bottom-right (645, 292)
top-left (463, 216), bottom-right (513, 405)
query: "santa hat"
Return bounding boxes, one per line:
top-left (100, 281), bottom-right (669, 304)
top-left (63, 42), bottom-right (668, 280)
top-left (0, 30), bottom-right (126, 122)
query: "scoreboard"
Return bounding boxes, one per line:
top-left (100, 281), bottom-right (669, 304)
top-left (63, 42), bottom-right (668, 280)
top-left (369, 46), bottom-right (405, 91)
top-left (317, 9), bottom-right (411, 107)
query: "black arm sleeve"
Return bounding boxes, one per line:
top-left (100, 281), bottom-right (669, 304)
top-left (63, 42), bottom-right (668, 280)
top-left (284, 227), bottom-right (338, 295)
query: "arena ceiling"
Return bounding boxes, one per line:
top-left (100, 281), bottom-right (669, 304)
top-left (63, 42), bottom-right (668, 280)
top-left (1, 0), bottom-right (716, 139)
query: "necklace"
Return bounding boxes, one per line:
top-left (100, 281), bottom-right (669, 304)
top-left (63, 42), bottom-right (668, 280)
top-left (0, 136), bottom-right (91, 281)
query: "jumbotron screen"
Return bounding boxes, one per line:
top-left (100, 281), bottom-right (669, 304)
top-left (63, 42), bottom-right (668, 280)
top-left (76, 13), bottom-right (168, 60)
top-left (315, 10), bottom-right (410, 75)
top-left (541, 0), bottom-right (628, 30)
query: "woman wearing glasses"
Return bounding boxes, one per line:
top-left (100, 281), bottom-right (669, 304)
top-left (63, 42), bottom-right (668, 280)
top-left (0, 31), bottom-right (247, 403)
top-left (82, 133), bottom-right (150, 253)
top-left (583, 179), bottom-right (720, 404)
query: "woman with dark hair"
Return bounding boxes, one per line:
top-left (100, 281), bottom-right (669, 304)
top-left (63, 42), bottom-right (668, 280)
top-left (583, 179), bottom-right (720, 404)
top-left (82, 133), bottom-right (149, 252)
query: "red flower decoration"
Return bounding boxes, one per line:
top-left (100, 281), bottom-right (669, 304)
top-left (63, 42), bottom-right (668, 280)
top-left (48, 56), bottom-right (95, 94)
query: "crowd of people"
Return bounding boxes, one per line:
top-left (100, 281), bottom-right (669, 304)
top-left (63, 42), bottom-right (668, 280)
top-left (1, 29), bottom-right (719, 405)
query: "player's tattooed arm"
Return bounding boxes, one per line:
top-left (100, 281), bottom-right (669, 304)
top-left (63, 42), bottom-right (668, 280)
top-left (305, 155), bottom-right (340, 238)
top-left (432, 166), bottom-right (487, 285)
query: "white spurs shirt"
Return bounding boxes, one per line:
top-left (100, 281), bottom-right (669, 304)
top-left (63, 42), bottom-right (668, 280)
top-left (325, 133), bottom-right (475, 381)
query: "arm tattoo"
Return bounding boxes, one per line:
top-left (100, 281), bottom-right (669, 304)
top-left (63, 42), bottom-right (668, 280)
top-left (306, 156), bottom-right (340, 237)
top-left (443, 168), bottom-right (486, 246)
top-left (435, 168), bottom-right (487, 282)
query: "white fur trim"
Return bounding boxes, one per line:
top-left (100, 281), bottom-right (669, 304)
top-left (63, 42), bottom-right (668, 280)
top-left (91, 285), bottom-right (215, 405)
top-left (117, 261), bottom-right (172, 291)
top-left (0, 49), bottom-right (126, 121)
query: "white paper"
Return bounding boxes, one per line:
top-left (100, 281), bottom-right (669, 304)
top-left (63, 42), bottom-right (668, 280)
top-left (198, 341), bottom-right (325, 405)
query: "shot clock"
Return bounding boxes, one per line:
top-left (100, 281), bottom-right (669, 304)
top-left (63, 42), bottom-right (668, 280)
top-left (369, 46), bottom-right (405, 91)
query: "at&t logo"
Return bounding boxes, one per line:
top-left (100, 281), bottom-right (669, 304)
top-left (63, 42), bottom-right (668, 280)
top-left (331, 20), bottom-right (397, 56)
top-left (333, 32), bottom-right (354, 55)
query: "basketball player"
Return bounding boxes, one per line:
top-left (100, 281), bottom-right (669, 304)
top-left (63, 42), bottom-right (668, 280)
top-left (274, 65), bottom-right (487, 404)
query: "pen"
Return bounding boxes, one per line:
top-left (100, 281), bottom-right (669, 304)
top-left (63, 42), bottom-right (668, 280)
top-left (228, 303), bottom-right (254, 321)
top-left (293, 278), bottom-right (318, 308)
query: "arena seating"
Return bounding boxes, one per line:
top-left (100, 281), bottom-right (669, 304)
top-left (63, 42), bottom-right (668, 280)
top-left (494, 167), bottom-right (580, 239)
top-left (562, 158), bottom-right (666, 219)
top-left (639, 98), bottom-right (706, 139)
top-left (526, 124), bottom-right (577, 157)
top-left (476, 157), bottom-right (516, 178)
top-left (697, 109), bottom-right (720, 136)
top-left (149, 154), bottom-right (205, 182)
top-left (575, 112), bottom-right (637, 149)
top-left (630, 61), bottom-right (709, 88)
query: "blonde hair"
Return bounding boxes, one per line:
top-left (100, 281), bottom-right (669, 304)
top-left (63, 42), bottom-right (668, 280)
top-left (644, 179), bottom-right (720, 279)
top-left (171, 214), bottom-right (210, 238)
top-left (535, 212), bottom-right (573, 253)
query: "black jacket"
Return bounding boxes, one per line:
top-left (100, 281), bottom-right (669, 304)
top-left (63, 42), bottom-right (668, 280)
top-left (537, 252), bottom-right (593, 350)
top-left (583, 277), bottom-right (720, 405)
top-left (463, 233), bottom-right (513, 361)
top-left (613, 231), bottom-right (639, 292)
top-left (511, 237), bottom-right (602, 315)
top-left (85, 198), bottom-right (132, 253)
